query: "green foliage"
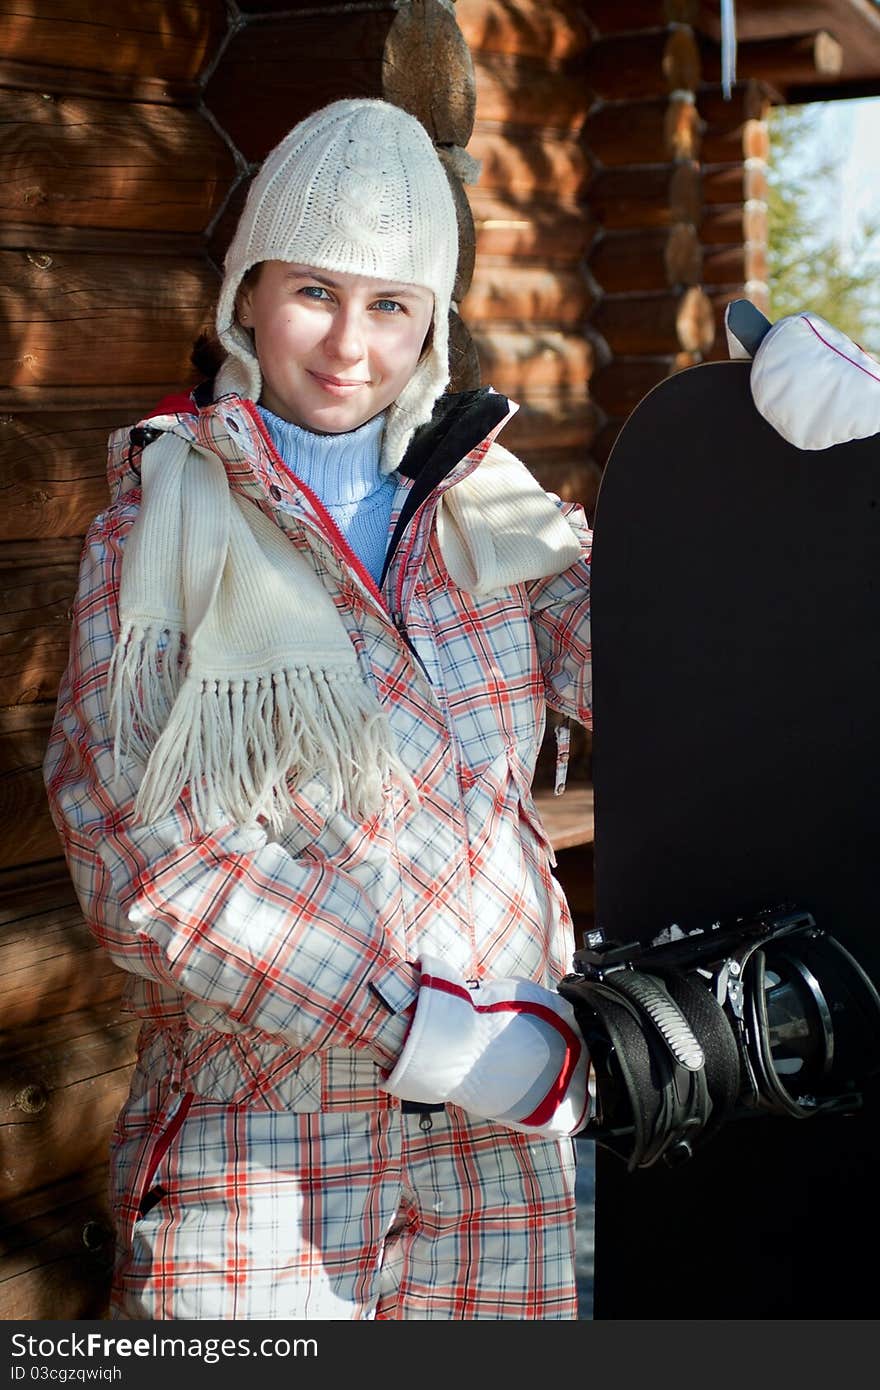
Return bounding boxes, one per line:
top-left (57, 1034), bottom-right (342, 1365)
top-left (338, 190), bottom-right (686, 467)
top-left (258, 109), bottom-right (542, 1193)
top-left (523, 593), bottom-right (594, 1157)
top-left (767, 104), bottom-right (880, 353)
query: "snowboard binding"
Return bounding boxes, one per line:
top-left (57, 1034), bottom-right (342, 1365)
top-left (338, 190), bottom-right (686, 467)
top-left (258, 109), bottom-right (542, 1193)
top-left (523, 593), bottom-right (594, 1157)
top-left (559, 904), bottom-right (880, 1171)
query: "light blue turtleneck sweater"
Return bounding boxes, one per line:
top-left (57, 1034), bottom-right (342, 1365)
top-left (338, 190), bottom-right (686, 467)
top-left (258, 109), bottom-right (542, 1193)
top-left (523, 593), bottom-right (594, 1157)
top-left (258, 407), bottom-right (395, 587)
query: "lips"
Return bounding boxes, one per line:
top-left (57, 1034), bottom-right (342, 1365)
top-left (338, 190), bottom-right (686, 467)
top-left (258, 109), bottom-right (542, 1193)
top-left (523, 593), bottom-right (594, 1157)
top-left (308, 371), bottom-right (368, 392)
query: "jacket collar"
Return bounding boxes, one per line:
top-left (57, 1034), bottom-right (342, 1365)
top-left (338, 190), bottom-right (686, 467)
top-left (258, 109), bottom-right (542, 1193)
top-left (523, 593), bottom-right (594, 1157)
top-left (115, 386), bottom-right (515, 512)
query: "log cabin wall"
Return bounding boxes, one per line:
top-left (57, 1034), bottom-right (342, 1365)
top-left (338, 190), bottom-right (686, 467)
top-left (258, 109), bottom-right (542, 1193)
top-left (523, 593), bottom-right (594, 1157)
top-left (0, 0), bottom-right (480, 1320)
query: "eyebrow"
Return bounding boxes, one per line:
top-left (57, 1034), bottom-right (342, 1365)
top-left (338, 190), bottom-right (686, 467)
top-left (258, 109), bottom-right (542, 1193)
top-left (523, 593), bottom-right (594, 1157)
top-left (283, 266), bottom-right (428, 299)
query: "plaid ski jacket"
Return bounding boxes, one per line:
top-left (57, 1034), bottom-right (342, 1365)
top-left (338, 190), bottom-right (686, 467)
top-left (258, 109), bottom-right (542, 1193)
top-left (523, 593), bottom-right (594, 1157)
top-left (43, 388), bottom-right (593, 1114)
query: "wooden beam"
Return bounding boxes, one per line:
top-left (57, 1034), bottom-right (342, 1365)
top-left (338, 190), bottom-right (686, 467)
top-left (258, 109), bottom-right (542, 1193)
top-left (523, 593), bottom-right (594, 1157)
top-left (0, 704), bottom-right (64, 871)
top-left (455, 0), bottom-right (590, 63)
top-left (1, 1001), bottom-right (137, 1201)
top-left (587, 0), bottom-right (700, 33)
top-left (0, 411), bottom-right (114, 542)
top-left (204, 1), bottom-right (475, 161)
top-left (591, 357), bottom-right (682, 420)
top-left (500, 390), bottom-right (601, 455)
top-left (2, 249), bottom-right (216, 392)
top-left (585, 28), bottom-right (702, 102)
top-left (460, 261), bottom-right (594, 327)
top-left (0, 1165), bottom-right (114, 1319)
top-left (468, 124), bottom-right (589, 200)
top-left (584, 95), bottom-right (703, 167)
top-left (701, 242), bottom-right (768, 288)
top-left (701, 201), bottom-right (768, 247)
top-left (0, 0), bottom-right (227, 84)
top-left (702, 162), bottom-right (769, 207)
top-left (471, 327), bottom-right (595, 394)
top-left (588, 161), bottom-right (702, 231)
top-left (0, 542), bottom-right (79, 705)
top-left (467, 189), bottom-right (594, 265)
top-left (473, 51), bottom-right (591, 131)
top-left (590, 224), bottom-right (703, 294)
top-left (532, 784), bottom-right (595, 853)
top-left (591, 286), bottom-right (716, 356)
top-left (0, 90), bottom-right (235, 235)
top-left (700, 31), bottom-right (844, 87)
top-left (448, 309), bottom-right (482, 393)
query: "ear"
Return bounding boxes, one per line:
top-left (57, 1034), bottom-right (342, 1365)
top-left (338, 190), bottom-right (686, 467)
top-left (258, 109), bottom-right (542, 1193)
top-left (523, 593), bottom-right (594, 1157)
top-left (235, 285), bottom-right (253, 328)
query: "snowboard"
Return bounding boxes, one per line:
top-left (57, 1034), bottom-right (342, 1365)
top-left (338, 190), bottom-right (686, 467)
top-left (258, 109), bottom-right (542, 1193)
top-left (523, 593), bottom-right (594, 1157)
top-left (586, 353), bottom-right (880, 1319)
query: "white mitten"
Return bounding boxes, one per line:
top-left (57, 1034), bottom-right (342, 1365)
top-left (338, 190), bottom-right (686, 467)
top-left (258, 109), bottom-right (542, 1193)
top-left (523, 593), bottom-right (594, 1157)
top-left (381, 954), bottom-right (591, 1138)
top-left (750, 311), bottom-right (880, 450)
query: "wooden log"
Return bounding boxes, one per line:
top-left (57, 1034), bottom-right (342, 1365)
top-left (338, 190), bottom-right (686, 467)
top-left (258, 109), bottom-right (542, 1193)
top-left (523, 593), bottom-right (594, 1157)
top-left (383, 0), bottom-right (477, 144)
top-left (698, 81), bottom-right (773, 163)
top-left (587, 0), bottom-right (700, 33)
top-left (455, 0), bottom-right (590, 63)
top-left (0, 90), bottom-right (236, 234)
top-left (0, 704), bottom-right (64, 871)
top-left (702, 162), bottom-right (768, 207)
top-left (437, 154), bottom-right (476, 303)
top-left (584, 28), bottom-right (702, 102)
top-left (583, 95), bottom-right (703, 167)
top-left (471, 327), bottom-right (594, 394)
top-left (501, 390), bottom-right (602, 455)
top-left (588, 160), bottom-right (702, 231)
top-left (701, 201), bottom-right (768, 247)
top-left (0, 223), bottom-right (205, 258)
top-left (205, 1), bottom-right (474, 161)
top-left (448, 308), bottom-right (482, 393)
top-left (467, 189), bottom-right (594, 265)
top-left (473, 51), bottom-right (591, 132)
top-left (0, 58), bottom-right (199, 106)
top-left (0, 891), bottom-right (123, 1032)
top-left (0, 539), bottom-right (80, 706)
top-left (468, 123), bottom-right (589, 199)
top-left (591, 286), bottom-right (716, 356)
top-left (701, 242), bottom-right (768, 289)
top-left (460, 260), bottom-right (594, 327)
top-left (589, 224), bottom-right (702, 293)
top-left (0, 1164), bottom-right (114, 1320)
top-left (1, 1000), bottom-right (137, 1200)
top-left (2, 249), bottom-right (216, 391)
top-left (0, 411), bottom-right (117, 543)
top-left (590, 356), bottom-right (681, 421)
top-left (0, 0), bottom-right (227, 84)
top-left (700, 31), bottom-right (844, 88)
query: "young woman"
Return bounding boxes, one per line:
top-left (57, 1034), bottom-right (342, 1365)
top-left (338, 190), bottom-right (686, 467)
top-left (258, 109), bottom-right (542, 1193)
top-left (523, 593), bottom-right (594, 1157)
top-left (44, 97), bottom-right (594, 1320)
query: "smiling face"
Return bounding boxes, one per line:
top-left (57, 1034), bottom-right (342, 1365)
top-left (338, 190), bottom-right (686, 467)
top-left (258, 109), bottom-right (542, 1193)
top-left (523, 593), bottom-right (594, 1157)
top-left (235, 260), bottom-right (435, 435)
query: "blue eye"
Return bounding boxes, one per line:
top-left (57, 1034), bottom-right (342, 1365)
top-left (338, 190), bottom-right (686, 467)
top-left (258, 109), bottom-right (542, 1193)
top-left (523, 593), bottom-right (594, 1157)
top-left (300, 285), bottom-right (330, 300)
top-left (374, 299), bottom-right (403, 313)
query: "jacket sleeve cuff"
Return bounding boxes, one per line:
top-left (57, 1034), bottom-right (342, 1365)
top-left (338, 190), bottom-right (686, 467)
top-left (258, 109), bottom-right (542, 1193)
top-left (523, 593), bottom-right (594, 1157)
top-left (364, 959), bottom-right (421, 1071)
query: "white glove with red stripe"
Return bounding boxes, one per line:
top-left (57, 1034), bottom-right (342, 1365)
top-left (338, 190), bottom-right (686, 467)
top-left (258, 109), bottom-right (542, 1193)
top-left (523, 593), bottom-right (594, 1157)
top-left (381, 954), bottom-right (592, 1139)
top-left (742, 309), bottom-right (880, 450)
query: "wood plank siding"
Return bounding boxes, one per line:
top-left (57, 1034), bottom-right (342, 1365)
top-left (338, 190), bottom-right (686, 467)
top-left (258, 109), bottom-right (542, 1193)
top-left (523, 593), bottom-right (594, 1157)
top-left (3, 1), bottom-right (880, 1318)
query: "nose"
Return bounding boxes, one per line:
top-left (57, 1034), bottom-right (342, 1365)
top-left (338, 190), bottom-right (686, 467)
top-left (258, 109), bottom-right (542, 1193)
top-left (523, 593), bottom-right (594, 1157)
top-left (324, 302), bottom-right (366, 366)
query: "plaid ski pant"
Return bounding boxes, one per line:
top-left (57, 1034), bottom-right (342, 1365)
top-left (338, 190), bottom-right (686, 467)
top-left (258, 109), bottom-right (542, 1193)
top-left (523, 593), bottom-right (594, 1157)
top-left (109, 1081), bottom-right (579, 1321)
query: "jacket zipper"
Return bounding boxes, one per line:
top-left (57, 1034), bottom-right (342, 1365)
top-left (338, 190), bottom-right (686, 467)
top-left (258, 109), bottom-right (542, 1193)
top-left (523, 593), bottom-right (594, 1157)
top-left (243, 400), bottom-right (387, 608)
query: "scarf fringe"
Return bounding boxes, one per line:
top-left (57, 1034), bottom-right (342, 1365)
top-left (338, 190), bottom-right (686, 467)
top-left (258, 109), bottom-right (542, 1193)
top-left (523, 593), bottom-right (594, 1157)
top-left (109, 620), bottom-right (187, 768)
top-left (117, 656), bottom-right (417, 833)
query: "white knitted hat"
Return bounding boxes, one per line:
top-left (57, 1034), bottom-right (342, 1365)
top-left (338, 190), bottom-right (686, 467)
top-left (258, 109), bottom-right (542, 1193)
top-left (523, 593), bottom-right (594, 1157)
top-left (215, 98), bottom-right (460, 473)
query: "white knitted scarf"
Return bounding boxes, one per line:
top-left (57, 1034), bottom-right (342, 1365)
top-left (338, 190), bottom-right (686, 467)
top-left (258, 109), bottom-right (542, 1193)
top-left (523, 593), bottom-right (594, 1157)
top-left (110, 427), bottom-right (581, 833)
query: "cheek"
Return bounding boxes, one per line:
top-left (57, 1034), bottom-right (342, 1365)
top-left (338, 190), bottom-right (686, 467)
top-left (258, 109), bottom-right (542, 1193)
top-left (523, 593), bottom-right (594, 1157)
top-left (259, 309), bottom-right (319, 364)
top-left (387, 321), bottom-right (432, 380)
